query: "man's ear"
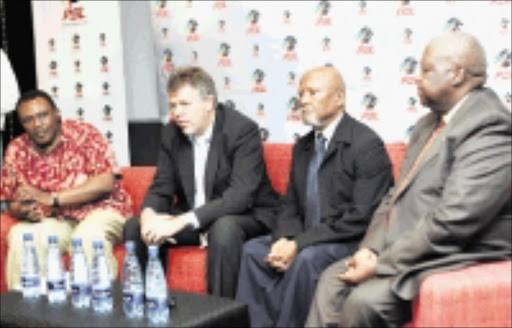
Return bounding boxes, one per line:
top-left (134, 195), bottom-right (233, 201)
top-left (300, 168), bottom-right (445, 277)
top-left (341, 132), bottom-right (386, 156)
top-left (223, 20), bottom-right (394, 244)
top-left (206, 95), bottom-right (216, 111)
top-left (452, 66), bottom-right (465, 86)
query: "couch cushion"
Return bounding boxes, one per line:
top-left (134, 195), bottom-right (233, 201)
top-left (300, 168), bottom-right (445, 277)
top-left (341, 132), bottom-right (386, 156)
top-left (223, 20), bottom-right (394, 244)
top-left (119, 167), bottom-right (156, 215)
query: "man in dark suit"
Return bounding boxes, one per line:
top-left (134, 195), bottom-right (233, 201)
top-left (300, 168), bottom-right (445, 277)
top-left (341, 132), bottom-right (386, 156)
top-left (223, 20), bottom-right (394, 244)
top-left (306, 31), bottom-right (512, 327)
top-left (123, 66), bottom-right (280, 298)
top-left (236, 66), bottom-right (394, 327)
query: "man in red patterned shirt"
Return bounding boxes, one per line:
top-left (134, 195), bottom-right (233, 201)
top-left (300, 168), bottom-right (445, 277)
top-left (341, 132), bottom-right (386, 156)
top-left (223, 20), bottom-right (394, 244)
top-left (0, 90), bottom-right (133, 290)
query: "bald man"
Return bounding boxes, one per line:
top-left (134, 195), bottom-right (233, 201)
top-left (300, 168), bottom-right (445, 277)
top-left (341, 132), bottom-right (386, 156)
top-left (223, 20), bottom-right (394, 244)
top-left (236, 66), bottom-right (393, 327)
top-left (306, 31), bottom-right (512, 327)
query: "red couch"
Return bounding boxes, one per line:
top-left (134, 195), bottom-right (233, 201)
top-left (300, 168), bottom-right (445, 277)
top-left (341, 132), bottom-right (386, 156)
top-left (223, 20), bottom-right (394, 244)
top-left (1, 143), bottom-right (510, 327)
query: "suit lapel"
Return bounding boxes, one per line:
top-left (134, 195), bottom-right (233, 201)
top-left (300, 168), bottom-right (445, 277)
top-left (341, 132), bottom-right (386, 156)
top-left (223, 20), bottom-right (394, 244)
top-left (320, 113), bottom-right (351, 168)
top-left (204, 107), bottom-right (224, 201)
top-left (176, 135), bottom-right (195, 207)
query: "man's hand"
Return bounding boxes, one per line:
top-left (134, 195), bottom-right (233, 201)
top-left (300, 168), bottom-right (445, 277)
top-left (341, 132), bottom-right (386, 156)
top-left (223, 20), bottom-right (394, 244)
top-left (339, 248), bottom-right (377, 284)
top-left (266, 238), bottom-right (298, 272)
top-left (140, 208), bottom-right (188, 246)
top-left (15, 184), bottom-right (52, 207)
top-left (13, 184), bottom-right (48, 221)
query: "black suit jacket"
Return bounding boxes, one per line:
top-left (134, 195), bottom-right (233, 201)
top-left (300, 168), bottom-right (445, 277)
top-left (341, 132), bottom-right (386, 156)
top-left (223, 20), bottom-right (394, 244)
top-left (273, 113), bottom-right (394, 251)
top-left (143, 104), bottom-right (280, 229)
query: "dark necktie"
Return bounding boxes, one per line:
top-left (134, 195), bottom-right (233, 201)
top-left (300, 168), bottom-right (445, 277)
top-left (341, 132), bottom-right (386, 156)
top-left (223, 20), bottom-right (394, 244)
top-left (305, 133), bottom-right (326, 228)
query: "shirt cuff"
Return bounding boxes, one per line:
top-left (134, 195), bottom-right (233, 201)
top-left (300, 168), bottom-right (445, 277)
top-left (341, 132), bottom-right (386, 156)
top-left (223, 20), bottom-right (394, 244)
top-left (182, 211), bottom-right (200, 229)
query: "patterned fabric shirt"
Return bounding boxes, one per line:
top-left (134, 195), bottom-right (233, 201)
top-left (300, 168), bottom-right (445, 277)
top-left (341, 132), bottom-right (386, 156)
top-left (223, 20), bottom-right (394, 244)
top-left (0, 119), bottom-right (133, 221)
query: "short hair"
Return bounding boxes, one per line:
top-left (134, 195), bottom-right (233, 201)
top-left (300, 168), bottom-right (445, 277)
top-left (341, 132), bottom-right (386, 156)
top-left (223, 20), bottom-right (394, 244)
top-left (15, 89), bottom-right (57, 113)
top-left (167, 66), bottom-right (217, 106)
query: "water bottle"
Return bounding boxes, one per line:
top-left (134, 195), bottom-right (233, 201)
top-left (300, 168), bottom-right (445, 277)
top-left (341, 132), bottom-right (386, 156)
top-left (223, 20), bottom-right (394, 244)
top-left (46, 235), bottom-right (66, 303)
top-left (91, 240), bottom-right (113, 313)
top-left (122, 241), bottom-right (144, 318)
top-left (20, 232), bottom-right (41, 299)
top-left (145, 245), bottom-right (169, 323)
top-left (70, 238), bottom-right (91, 308)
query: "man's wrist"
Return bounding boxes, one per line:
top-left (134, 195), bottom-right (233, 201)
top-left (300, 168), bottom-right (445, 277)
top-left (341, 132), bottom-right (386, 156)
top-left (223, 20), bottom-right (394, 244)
top-left (181, 212), bottom-right (200, 229)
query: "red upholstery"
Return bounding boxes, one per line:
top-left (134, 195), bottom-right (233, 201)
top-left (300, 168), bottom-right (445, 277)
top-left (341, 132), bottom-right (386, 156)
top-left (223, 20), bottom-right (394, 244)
top-left (1, 142), bottom-right (511, 327)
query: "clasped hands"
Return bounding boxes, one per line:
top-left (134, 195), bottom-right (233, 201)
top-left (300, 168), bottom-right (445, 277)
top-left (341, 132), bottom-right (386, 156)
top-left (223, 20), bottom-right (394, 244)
top-left (265, 237), bottom-right (298, 272)
top-left (14, 184), bottom-right (52, 221)
top-left (140, 208), bottom-right (187, 246)
top-left (338, 247), bottom-right (377, 284)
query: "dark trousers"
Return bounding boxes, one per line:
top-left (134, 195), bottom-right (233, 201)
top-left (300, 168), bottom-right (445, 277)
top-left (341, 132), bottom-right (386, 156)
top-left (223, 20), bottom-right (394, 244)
top-left (236, 235), bottom-right (357, 327)
top-left (123, 213), bottom-right (268, 298)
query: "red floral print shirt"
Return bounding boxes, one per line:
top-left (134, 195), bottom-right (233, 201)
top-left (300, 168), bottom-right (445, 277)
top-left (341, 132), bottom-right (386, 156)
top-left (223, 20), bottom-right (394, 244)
top-left (0, 120), bottom-right (133, 220)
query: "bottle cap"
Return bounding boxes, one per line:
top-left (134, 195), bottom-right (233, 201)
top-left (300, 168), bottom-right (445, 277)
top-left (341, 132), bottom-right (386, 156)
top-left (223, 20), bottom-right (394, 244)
top-left (48, 235), bottom-right (58, 244)
top-left (125, 240), bottom-right (135, 252)
top-left (23, 232), bottom-right (33, 241)
top-left (93, 240), bottom-right (103, 249)
top-left (148, 245), bottom-right (159, 257)
top-left (71, 237), bottom-right (82, 247)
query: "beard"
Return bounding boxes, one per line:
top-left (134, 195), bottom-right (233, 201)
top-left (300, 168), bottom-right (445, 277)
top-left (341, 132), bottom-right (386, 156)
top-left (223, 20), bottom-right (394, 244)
top-left (302, 111), bottom-right (323, 129)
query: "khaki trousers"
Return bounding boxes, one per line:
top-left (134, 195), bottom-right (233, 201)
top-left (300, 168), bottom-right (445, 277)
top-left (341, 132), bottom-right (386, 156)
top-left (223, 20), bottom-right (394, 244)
top-left (6, 209), bottom-right (125, 290)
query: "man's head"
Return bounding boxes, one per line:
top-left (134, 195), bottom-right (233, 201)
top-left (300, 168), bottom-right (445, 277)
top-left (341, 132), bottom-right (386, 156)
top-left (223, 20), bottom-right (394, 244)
top-left (15, 90), bottom-right (62, 151)
top-left (167, 66), bottom-right (217, 137)
top-left (298, 66), bottom-right (345, 130)
top-left (416, 31), bottom-right (487, 115)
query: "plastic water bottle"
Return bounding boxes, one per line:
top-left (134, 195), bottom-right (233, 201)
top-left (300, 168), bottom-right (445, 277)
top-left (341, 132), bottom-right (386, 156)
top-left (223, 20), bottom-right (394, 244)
top-left (145, 245), bottom-right (169, 323)
top-left (122, 241), bottom-right (144, 318)
top-left (20, 232), bottom-right (41, 299)
top-left (70, 238), bottom-right (91, 308)
top-left (46, 235), bottom-right (66, 303)
top-left (91, 240), bottom-right (113, 313)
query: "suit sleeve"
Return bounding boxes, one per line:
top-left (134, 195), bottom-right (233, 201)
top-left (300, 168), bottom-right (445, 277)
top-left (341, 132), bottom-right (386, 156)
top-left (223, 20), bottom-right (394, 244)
top-left (295, 138), bottom-right (394, 251)
top-left (194, 121), bottom-right (266, 227)
top-left (142, 126), bottom-right (176, 213)
top-left (376, 116), bottom-right (512, 276)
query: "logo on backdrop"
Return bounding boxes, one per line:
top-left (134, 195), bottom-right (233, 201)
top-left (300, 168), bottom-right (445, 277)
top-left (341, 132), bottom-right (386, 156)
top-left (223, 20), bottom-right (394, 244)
top-left (401, 56), bottom-right (418, 85)
top-left (358, 1), bottom-right (367, 15)
top-left (75, 82), bottom-right (83, 98)
top-left (162, 27), bottom-right (169, 41)
top-left (186, 19), bottom-right (200, 42)
top-left (445, 17), bottom-right (463, 31)
top-left (501, 17), bottom-right (510, 34)
top-left (494, 49), bottom-right (511, 80)
top-left (252, 44), bottom-right (260, 58)
top-left (316, 0), bottom-right (332, 26)
top-left (223, 76), bottom-right (231, 91)
top-left (362, 66), bottom-right (372, 82)
top-left (102, 82), bottom-right (110, 96)
top-left (403, 28), bottom-right (413, 44)
top-left (72, 34), bottom-right (81, 50)
top-left (217, 43), bottom-right (232, 67)
top-left (256, 103), bottom-right (266, 118)
top-left (218, 19), bottom-right (226, 33)
top-left (213, 1), bottom-right (226, 10)
top-left (191, 50), bottom-right (199, 64)
top-left (74, 59), bottom-right (81, 73)
top-left (287, 71), bottom-right (297, 87)
top-left (396, 0), bottom-right (415, 16)
top-left (49, 61), bottom-right (58, 77)
top-left (105, 131), bottom-right (113, 144)
top-left (322, 37), bottom-right (331, 52)
top-left (282, 35), bottom-right (298, 62)
top-left (185, 0), bottom-right (193, 9)
top-left (251, 69), bottom-right (267, 93)
top-left (99, 33), bottom-right (107, 47)
top-left (161, 49), bottom-right (175, 73)
top-left (48, 38), bottom-right (55, 52)
top-left (246, 10), bottom-right (261, 35)
top-left (361, 93), bottom-right (379, 121)
top-left (504, 92), bottom-right (511, 110)
top-left (77, 108), bottom-right (85, 122)
top-left (490, 1), bottom-right (512, 6)
top-left (286, 96), bottom-right (301, 122)
top-left (155, 1), bottom-right (170, 18)
top-left (100, 56), bottom-right (109, 72)
top-left (445, 0), bottom-right (456, 5)
top-left (103, 105), bottom-right (113, 121)
top-left (283, 10), bottom-right (292, 25)
top-left (356, 26), bottom-right (374, 55)
top-left (62, 0), bottom-right (86, 23)
top-left (51, 86), bottom-right (59, 99)
top-left (407, 97), bottom-right (418, 113)
top-left (260, 128), bottom-right (270, 142)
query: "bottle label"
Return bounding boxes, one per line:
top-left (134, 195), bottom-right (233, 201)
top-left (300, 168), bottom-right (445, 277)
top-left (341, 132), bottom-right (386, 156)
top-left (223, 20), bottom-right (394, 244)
top-left (92, 288), bottom-right (112, 300)
top-left (146, 297), bottom-right (168, 313)
top-left (71, 283), bottom-right (90, 296)
top-left (47, 279), bottom-right (65, 291)
top-left (123, 291), bottom-right (144, 308)
top-left (21, 276), bottom-right (40, 288)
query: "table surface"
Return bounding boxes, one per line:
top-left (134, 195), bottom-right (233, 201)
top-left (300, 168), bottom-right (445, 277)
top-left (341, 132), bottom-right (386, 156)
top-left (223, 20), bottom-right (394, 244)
top-left (0, 283), bottom-right (249, 327)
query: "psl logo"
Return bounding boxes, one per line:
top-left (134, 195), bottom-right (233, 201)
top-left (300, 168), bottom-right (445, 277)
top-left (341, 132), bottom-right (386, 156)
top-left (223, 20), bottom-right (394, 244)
top-left (316, 0), bottom-right (332, 26)
top-left (218, 19), bottom-right (226, 33)
top-left (49, 61), bottom-right (58, 77)
top-left (358, 1), bottom-right (367, 15)
top-left (251, 69), bottom-right (266, 93)
top-left (282, 35), bottom-right (298, 62)
top-left (356, 26), bottom-right (374, 54)
top-left (186, 19), bottom-right (200, 42)
top-left (362, 66), bottom-right (372, 82)
top-left (501, 17), bottom-right (510, 34)
top-left (191, 50), bottom-right (199, 64)
top-left (99, 32), bottom-right (106, 47)
top-left (62, 0), bottom-right (86, 22)
top-left (161, 49), bottom-right (175, 73)
top-left (213, 1), bottom-right (226, 10)
top-left (252, 44), bottom-right (260, 57)
top-left (246, 10), bottom-right (261, 35)
top-left (407, 97), bottom-right (418, 113)
top-left (286, 96), bottom-right (301, 122)
top-left (322, 37), bottom-right (331, 52)
top-left (72, 34), bottom-right (81, 50)
top-left (287, 71), bottom-right (296, 87)
top-left (396, 0), bottom-right (415, 16)
top-left (155, 1), bottom-right (169, 17)
top-left (504, 92), bottom-right (511, 110)
top-left (223, 76), bottom-right (231, 91)
top-left (105, 131), bottom-right (113, 145)
top-left (260, 128), bottom-right (270, 143)
top-left (48, 38), bottom-right (55, 52)
top-left (283, 10), bottom-right (291, 24)
top-left (217, 43), bottom-right (232, 67)
top-left (100, 56), bottom-right (109, 72)
top-left (162, 27), bottom-right (169, 40)
top-left (51, 86), bottom-right (59, 99)
top-left (494, 49), bottom-right (511, 80)
top-left (185, 0), bottom-right (193, 8)
top-left (445, 17), bottom-right (463, 31)
top-left (361, 93), bottom-right (379, 121)
top-left (401, 56), bottom-right (418, 85)
top-left (74, 59), bottom-right (81, 73)
top-left (256, 103), bottom-right (265, 118)
top-left (403, 28), bottom-right (413, 44)
top-left (75, 82), bottom-right (83, 98)
top-left (102, 82), bottom-right (110, 95)
top-left (77, 108), bottom-right (85, 122)
top-left (103, 105), bottom-right (113, 121)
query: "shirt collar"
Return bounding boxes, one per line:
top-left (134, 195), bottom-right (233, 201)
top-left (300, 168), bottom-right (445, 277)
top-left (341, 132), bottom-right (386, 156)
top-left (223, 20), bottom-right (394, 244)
top-left (190, 116), bottom-right (215, 145)
top-left (443, 93), bottom-right (470, 124)
top-left (316, 111), bottom-right (343, 148)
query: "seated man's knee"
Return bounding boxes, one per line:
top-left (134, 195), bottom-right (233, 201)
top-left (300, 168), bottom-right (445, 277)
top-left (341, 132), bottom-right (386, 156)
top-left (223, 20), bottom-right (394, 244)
top-left (209, 216), bottom-right (243, 248)
top-left (294, 246), bottom-right (318, 268)
top-left (7, 224), bottom-right (28, 247)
